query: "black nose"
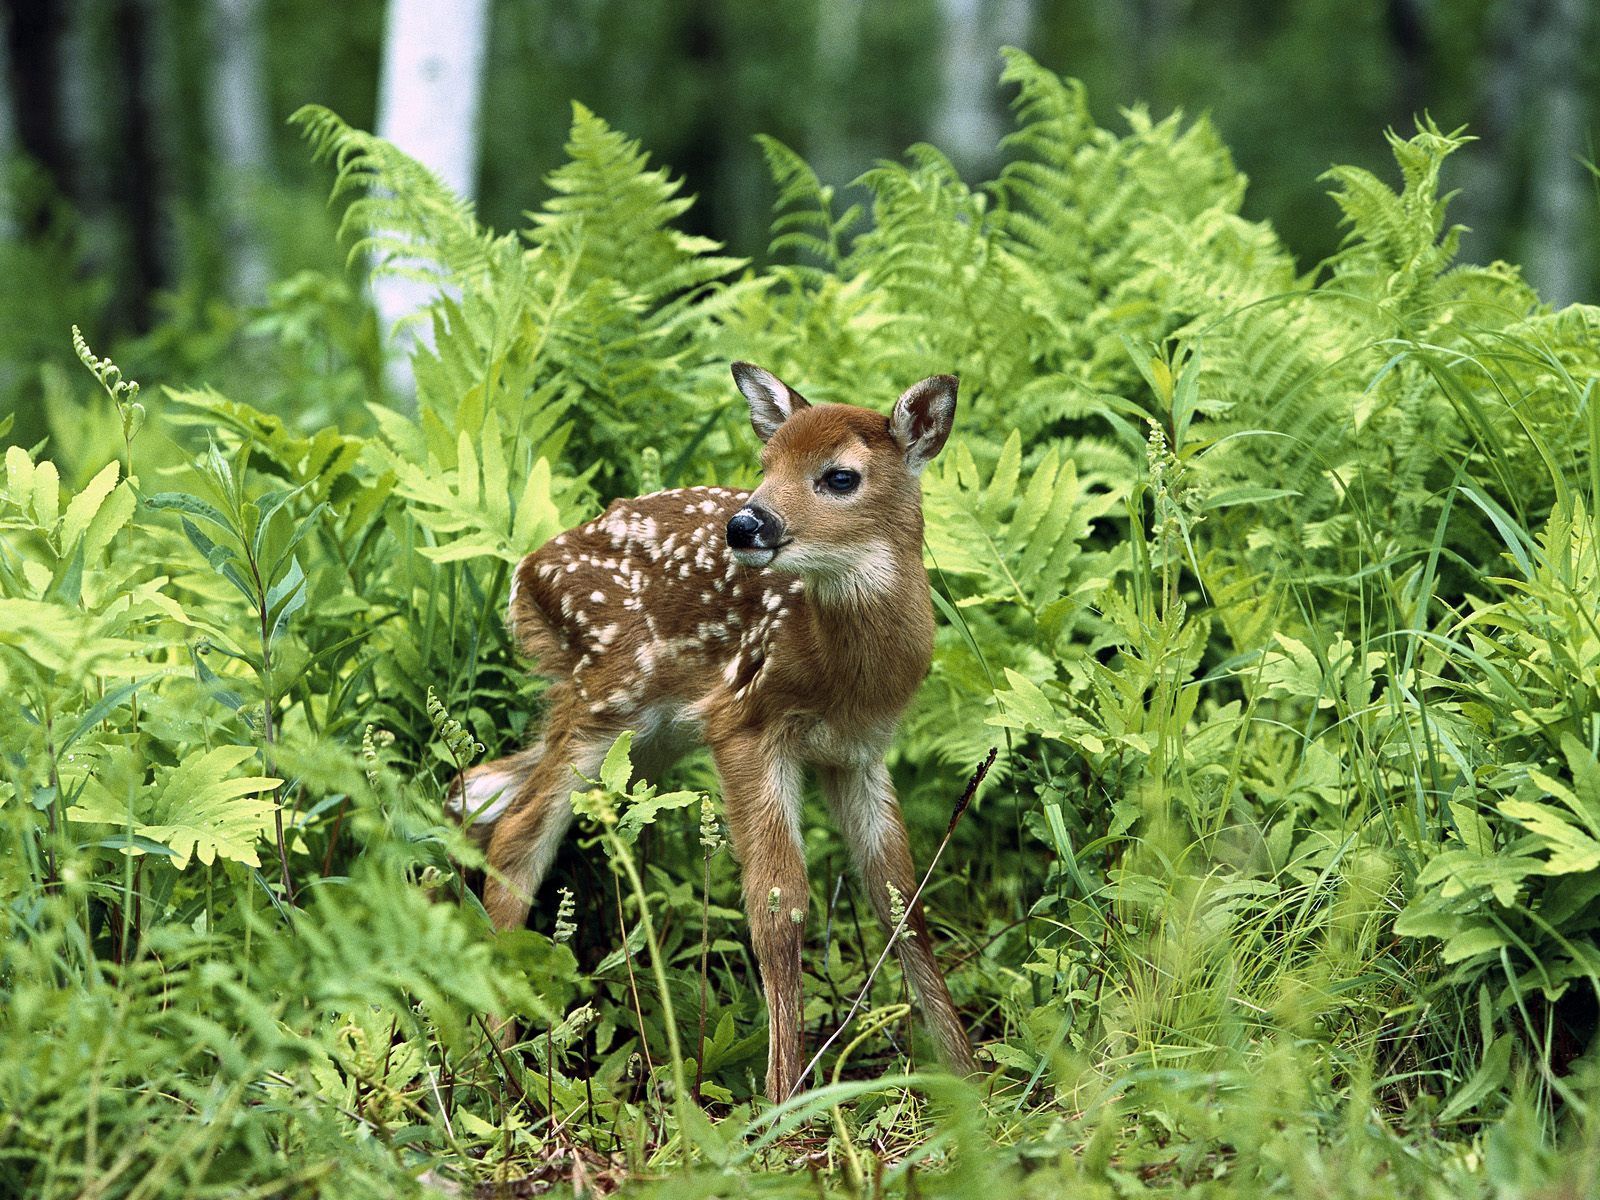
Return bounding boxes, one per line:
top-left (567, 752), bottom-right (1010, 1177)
top-left (726, 506), bottom-right (778, 550)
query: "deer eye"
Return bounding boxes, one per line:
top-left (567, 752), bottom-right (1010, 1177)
top-left (822, 468), bottom-right (860, 494)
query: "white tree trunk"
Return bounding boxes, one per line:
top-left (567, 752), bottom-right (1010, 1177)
top-left (810, 0), bottom-right (863, 189)
top-left (373, 0), bottom-right (491, 398)
top-left (931, 0), bottom-right (1032, 177)
top-left (208, 0), bottom-right (272, 303)
top-left (1522, 0), bottom-right (1590, 306)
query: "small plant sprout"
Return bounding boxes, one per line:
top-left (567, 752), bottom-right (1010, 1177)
top-left (638, 445), bottom-right (663, 494)
top-left (553, 887), bottom-right (577, 943)
top-left (71, 324), bottom-right (144, 480)
top-left (885, 882), bottom-right (914, 944)
top-left (698, 794), bottom-right (723, 853)
top-left (426, 686), bottom-right (484, 784)
top-left (361, 724), bottom-right (395, 790)
top-left (767, 887), bottom-right (781, 915)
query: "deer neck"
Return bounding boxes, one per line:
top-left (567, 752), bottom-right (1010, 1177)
top-left (798, 537), bottom-right (933, 709)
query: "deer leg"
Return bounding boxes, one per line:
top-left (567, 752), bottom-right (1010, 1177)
top-left (819, 762), bottom-right (977, 1077)
top-left (450, 739), bottom-right (546, 849)
top-left (713, 735), bottom-right (808, 1102)
top-left (482, 724), bottom-right (607, 932)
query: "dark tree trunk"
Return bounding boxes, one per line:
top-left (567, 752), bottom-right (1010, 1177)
top-left (5, 0), bottom-right (74, 228)
top-left (1385, 0), bottom-right (1429, 133)
top-left (112, 0), bottom-right (164, 330)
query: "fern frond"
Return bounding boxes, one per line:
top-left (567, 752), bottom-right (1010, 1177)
top-left (756, 134), bottom-right (861, 275)
top-left (527, 102), bottom-right (744, 301)
top-left (290, 104), bottom-right (506, 287)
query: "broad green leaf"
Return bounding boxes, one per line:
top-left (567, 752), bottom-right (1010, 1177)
top-left (67, 745), bottom-right (280, 869)
top-left (82, 481), bottom-right (136, 558)
top-left (1441, 925), bottom-right (1512, 964)
top-left (4, 444), bottom-right (32, 503)
top-left (31, 459), bottom-right (60, 528)
top-left (1439, 1034), bottom-right (1513, 1121)
top-left (59, 461), bottom-right (121, 549)
top-left (1499, 795), bottom-right (1600, 875)
top-left (145, 491), bottom-right (233, 529)
top-left (599, 731), bottom-right (635, 794)
top-left (616, 787), bottom-right (701, 843)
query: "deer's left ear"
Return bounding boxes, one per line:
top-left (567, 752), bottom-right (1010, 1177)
top-left (732, 362), bottom-right (810, 442)
top-left (890, 375), bottom-right (958, 474)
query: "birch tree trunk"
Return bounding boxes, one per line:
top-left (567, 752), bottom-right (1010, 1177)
top-left (372, 0), bottom-right (491, 399)
top-left (932, 0), bottom-right (1032, 178)
top-left (810, 0), bottom-right (863, 190)
top-left (207, 0), bottom-right (272, 303)
top-left (1521, 0), bottom-right (1591, 306)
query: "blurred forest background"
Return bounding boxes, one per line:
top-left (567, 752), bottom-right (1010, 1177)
top-left (1, 0), bottom-right (1596, 447)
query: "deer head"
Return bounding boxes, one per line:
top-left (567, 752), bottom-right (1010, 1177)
top-left (725, 363), bottom-right (958, 595)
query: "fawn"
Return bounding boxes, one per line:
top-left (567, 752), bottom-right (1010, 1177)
top-left (453, 363), bottom-right (977, 1100)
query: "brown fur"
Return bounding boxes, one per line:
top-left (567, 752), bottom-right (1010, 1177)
top-left (455, 368), bottom-right (977, 1100)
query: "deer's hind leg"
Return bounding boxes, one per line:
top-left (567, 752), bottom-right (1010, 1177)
top-left (477, 702), bottom-right (611, 932)
top-left (452, 740), bottom-right (547, 849)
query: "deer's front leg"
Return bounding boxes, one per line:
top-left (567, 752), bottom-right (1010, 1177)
top-left (712, 736), bottom-right (808, 1102)
top-left (820, 761), bottom-right (977, 1077)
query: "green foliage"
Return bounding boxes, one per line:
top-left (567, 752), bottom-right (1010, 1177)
top-left (5, 54), bottom-right (1600, 1198)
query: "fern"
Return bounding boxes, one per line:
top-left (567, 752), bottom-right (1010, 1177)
top-left (291, 103), bottom-right (505, 290)
top-left (68, 745), bottom-right (280, 870)
top-left (530, 102), bottom-right (745, 301)
top-left (756, 133), bottom-right (862, 276)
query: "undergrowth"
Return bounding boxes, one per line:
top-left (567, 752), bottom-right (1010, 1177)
top-left (3, 51), bottom-right (1600, 1198)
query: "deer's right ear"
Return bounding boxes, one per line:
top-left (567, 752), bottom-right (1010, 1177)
top-left (732, 362), bottom-right (810, 442)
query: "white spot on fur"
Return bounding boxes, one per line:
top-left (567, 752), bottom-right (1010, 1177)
top-left (590, 590), bottom-right (606, 604)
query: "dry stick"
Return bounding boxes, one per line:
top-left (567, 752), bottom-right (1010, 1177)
top-left (611, 870), bottom-right (658, 1105)
top-left (786, 747), bottom-right (996, 1101)
top-left (474, 1015), bottom-right (528, 1103)
top-left (319, 795), bottom-right (351, 877)
top-left (695, 843), bottom-right (711, 1103)
top-left (250, 555), bottom-right (295, 906)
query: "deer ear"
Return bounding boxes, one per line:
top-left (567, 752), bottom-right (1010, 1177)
top-left (890, 375), bottom-right (958, 474)
top-left (732, 362), bottom-right (810, 441)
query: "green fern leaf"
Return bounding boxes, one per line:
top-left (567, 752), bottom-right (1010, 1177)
top-left (69, 745), bottom-right (280, 870)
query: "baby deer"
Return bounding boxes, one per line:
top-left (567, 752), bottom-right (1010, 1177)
top-left (455, 363), bottom-right (976, 1100)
